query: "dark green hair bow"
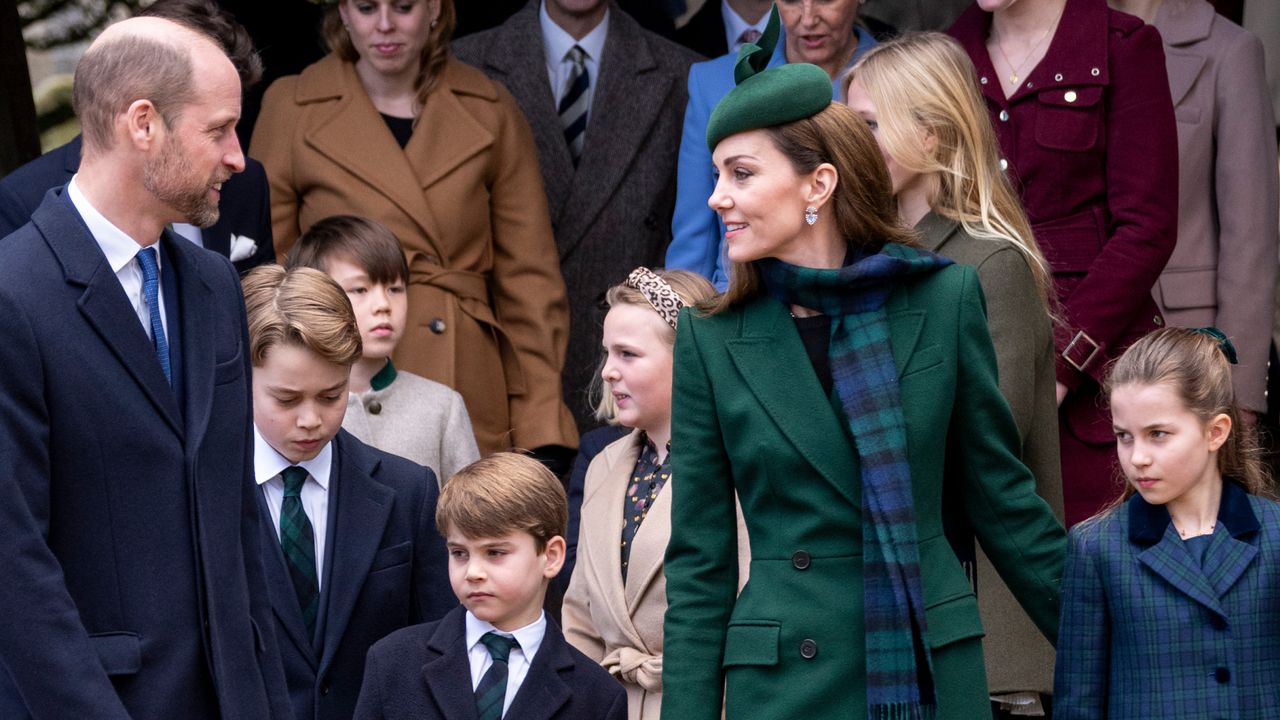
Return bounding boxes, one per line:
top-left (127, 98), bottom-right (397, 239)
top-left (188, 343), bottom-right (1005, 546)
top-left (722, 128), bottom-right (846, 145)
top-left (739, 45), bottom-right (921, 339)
top-left (1192, 326), bottom-right (1239, 365)
top-left (705, 6), bottom-right (833, 151)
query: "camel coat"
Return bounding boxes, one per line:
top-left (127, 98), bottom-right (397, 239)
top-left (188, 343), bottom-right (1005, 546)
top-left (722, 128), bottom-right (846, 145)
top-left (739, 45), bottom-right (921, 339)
top-left (562, 430), bottom-right (749, 720)
top-left (252, 54), bottom-right (577, 455)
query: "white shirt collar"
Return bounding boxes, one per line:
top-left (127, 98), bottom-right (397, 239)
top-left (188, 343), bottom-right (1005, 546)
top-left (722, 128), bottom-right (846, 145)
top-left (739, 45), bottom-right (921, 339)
top-left (722, 0), bottom-right (770, 52)
top-left (540, 1), bottom-right (609, 67)
top-left (253, 425), bottom-right (333, 491)
top-left (67, 175), bottom-right (160, 274)
top-left (465, 610), bottom-right (546, 663)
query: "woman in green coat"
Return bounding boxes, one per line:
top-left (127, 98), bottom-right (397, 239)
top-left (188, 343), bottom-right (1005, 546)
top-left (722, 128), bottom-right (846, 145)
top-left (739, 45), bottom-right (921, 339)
top-left (661, 12), bottom-right (1066, 720)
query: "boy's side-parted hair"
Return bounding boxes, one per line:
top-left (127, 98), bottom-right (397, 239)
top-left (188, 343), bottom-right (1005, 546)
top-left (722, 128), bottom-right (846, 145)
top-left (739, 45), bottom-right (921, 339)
top-left (437, 453), bottom-right (568, 553)
top-left (287, 215), bottom-right (411, 287)
top-left (242, 265), bottom-right (363, 367)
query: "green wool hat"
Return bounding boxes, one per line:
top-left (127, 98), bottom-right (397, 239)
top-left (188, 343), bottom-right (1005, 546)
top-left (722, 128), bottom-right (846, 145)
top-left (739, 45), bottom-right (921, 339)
top-left (705, 6), bottom-right (833, 152)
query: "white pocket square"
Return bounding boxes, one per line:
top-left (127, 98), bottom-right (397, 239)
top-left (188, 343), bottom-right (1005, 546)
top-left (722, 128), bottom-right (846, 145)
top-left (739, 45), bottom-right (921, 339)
top-left (229, 234), bottom-right (258, 263)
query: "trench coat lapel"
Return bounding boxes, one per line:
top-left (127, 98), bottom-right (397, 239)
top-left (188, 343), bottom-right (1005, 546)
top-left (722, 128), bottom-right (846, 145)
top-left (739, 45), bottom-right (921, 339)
top-left (298, 57), bottom-right (453, 263)
top-left (625, 478), bottom-right (672, 613)
top-left (727, 294), bottom-right (927, 505)
top-left (555, 10), bottom-right (671, 260)
top-left (581, 431), bottom-right (647, 640)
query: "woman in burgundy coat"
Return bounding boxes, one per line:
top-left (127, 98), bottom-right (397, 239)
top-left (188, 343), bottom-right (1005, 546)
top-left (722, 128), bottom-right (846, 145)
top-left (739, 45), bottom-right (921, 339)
top-left (951, 0), bottom-right (1178, 526)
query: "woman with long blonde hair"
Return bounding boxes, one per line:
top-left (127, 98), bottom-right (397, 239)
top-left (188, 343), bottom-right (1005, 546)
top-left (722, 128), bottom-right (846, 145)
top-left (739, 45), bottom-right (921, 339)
top-left (845, 32), bottom-right (1062, 718)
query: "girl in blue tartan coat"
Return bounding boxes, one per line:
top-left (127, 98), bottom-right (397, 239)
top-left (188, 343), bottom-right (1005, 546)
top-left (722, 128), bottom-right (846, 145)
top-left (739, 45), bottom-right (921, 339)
top-left (1055, 327), bottom-right (1280, 719)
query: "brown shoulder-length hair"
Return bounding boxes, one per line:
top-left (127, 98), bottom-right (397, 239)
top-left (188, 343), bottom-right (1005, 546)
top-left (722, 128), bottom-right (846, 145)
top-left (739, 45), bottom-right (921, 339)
top-left (241, 265), bottom-right (363, 368)
top-left (322, 0), bottom-right (456, 114)
top-left (706, 102), bottom-right (917, 314)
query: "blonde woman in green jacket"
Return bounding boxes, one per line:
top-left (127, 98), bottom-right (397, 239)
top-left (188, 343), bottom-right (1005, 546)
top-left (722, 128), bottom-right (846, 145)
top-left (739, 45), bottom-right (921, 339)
top-left (661, 12), bottom-right (1066, 720)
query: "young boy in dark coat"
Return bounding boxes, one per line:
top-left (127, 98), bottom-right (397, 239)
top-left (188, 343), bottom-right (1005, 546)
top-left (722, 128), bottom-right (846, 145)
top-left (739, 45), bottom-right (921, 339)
top-left (354, 453), bottom-right (627, 720)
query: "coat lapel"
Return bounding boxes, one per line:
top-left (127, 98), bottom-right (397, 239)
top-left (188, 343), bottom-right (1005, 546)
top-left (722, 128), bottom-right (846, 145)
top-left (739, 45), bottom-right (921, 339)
top-left (423, 609), bottom-right (483, 720)
top-left (1137, 524), bottom-right (1226, 618)
top-left (318, 434), bottom-right (396, 675)
top-left (581, 432), bottom-right (649, 640)
top-left (555, 10), bottom-right (673, 259)
top-left (166, 235), bottom-right (216, 444)
top-left (37, 191), bottom-right (183, 436)
top-left (257, 487), bottom-right (319, 668)
top-left (504, 621), bottom-right (573, 720)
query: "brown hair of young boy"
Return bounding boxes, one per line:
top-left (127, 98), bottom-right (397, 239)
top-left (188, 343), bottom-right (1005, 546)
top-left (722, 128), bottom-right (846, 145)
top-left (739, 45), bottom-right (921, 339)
top-left (437, 452), bottom-right (568, 552)
top-left (287, 214), bottom-right (411, 287)
top-left (241, 264), bottom-right (363, 367)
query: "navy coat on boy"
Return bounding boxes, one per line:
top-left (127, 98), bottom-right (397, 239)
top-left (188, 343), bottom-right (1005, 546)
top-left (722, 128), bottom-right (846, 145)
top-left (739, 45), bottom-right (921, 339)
top-left (260, 429), bottom-right (456, 720)
top-left (1055, 480), bottom-right (1280, 719)
top-left (0, 188), bottom-right (290, 719)
top-left (353, 605), bottom-right (627, 720)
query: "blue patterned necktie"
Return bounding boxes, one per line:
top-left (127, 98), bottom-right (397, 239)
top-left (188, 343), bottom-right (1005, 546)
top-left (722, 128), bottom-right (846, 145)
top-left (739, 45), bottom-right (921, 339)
top-left (279, 466), bottom-right (319, 638)
top-left (135, 247), bottom-right (171, 384)
top-left (559, 45), bottom-right (589, 165)
top-left (475, 632), bottom-right (520, 720)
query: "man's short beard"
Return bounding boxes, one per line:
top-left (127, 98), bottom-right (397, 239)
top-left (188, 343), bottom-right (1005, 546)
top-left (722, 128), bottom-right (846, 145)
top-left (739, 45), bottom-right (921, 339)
top-left (143, 133), bottom-right (221, 228)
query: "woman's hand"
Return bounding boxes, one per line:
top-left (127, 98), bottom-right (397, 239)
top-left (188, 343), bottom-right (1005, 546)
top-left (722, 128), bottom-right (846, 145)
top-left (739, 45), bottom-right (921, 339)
top-left (1056, 381), bottom-right (1068, 407)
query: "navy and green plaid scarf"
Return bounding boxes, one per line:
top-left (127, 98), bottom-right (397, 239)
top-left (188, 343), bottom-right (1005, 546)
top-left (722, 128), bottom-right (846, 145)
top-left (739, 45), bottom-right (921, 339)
top-left (761, 243), bottom-right (952, 720)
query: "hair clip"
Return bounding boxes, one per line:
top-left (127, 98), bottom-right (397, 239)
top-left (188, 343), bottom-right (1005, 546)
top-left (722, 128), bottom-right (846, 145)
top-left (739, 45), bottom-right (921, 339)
top-left (1191, 326), bottom-right (1238, 365)
top-left (625, 267), bottom-right (683, 330)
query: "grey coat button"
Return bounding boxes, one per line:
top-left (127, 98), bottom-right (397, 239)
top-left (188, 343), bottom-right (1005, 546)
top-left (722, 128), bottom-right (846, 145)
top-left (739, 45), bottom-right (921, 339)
top-left (1153, 315), bottom-right (1164, 326)
top-left (998, 110), bottom-right (1009, 122)
top-left (428, 318), bottom-right (447, 334)
top-left (792, 551), bottom-right (811, 570)
top-left (367, 400), bottom-right (383, 415)
top-left (799, 639), bottom-right (818, 659)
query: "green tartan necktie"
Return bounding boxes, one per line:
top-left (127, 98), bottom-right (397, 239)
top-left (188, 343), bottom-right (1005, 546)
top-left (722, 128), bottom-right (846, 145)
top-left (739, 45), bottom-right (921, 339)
top-left (279, 466), bottom-right (319, 638)
top-left (475, 632), bottom-right (519, 720)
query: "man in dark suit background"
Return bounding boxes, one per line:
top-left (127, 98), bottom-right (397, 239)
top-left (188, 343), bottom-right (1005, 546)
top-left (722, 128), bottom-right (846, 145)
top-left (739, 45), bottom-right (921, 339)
top-left (454, 0), bottom-right (699, 430)
top-left (0, 0), bottom-right (275, 274)
top-left (675, 0), bottom-right (772, 59)
top-left (0, 15), bottom-right (289, 720)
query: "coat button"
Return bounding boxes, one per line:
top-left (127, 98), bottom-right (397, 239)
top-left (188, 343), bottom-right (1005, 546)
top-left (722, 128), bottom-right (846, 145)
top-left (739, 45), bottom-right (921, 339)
top-left (791, 551), bottom-right (811, 570)
top-left (1153, 315), bottom-right (1164, 326)
top-left (998, 110), bottom-right (1009, 122)
top-left (428, 318), bottom-right (447, 334)
top-left (1091, 68), bottom-right (1100, 77)
top-left (320, 684), bottom-right (331, 696)
top-left (367, 400), bottom-right (382, 415)
top-left (999, 158), bottom-right (1008, 171)
top-left (799, 639), bottom-right (818, 659)
top-left (1054, 73), bottom-right (1064, 81)
top-left (980, 76), bottom-right (989, 85)
top-left (1215, 667), bottom-right (1230, 683)
top-left (1210, 615), bottom-right (1227, 630)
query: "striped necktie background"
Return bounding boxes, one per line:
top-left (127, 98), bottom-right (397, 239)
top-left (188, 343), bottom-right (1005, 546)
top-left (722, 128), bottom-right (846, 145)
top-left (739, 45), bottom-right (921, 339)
top-left (559, 45), bottom-right (589, 166)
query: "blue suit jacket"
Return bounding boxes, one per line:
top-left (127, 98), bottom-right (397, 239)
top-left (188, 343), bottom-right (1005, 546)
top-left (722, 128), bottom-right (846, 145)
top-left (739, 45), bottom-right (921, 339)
top-left (0, 187), bottom-right (290, 719)
top-left (354, 605), bottom-right (627, 720)
top-left (260, 429), bottom-right (455, 720)
top-left (664, 27), bottom-right (875, 289)
top-left (1055, 480), bottom-right (1280, 719)
top-left (0, 135), bottom-right (276, 273)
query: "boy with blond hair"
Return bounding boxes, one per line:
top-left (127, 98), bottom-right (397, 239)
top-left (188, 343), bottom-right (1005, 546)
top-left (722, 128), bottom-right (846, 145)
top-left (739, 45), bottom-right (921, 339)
top-left (354, 453), bottom-right (627, 720)
top-left (241, 265), bottom-right (455, 720)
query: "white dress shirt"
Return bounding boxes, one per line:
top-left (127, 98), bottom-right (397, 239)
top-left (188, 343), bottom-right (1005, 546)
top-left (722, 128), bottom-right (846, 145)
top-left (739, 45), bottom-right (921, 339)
top-left (722, 0), bottom-right (770, 52)
top-left (67, 175), bottom-right (169, 341)
top-left (171, 222), bottom-right (204, 248)
top-left (254, 426), bottom-right (333, 589)
top-left (466, 610), bottom-right (547, 718)
top-left (541, 1), bottom-right (610, 112)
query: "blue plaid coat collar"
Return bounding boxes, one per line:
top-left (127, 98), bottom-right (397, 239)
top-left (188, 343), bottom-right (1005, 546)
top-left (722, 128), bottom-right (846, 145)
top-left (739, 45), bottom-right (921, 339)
top-left (1128, 480), bottom-right (1260, 618)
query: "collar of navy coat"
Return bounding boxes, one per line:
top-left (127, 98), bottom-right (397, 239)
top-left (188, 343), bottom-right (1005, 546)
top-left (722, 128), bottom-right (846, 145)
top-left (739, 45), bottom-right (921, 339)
top-left (422, 607), bottom-right (574, 720)
top-left (1128, 479), bottom-right (1261, 618)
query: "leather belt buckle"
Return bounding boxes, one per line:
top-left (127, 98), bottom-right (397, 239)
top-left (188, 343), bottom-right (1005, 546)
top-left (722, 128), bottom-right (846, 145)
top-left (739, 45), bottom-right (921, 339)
top-left (1062, 330), bottom-right (1102, 372)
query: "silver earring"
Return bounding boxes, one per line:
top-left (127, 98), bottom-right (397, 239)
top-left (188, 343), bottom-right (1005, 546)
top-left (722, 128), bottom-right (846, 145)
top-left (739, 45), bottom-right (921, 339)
top-left (804, 206), bottom-right (818, 226)
top-left (431, 18), bottom-right (438, 28)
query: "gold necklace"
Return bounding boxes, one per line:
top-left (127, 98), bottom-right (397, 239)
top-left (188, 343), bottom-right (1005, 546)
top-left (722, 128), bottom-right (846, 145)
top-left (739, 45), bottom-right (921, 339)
top-left (991, 8), bottom-right (1062, 86)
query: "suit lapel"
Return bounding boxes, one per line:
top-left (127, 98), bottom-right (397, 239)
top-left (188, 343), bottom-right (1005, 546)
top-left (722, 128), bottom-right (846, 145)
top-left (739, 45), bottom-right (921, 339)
top-left (37, 191), bottom-right (183, 436)
top-left (423, 609), bottom-right (483, 720)
top-left (555, 10), bottom-right (672, 259)
top-left (257, 486), bottom-right (319, 668)
top-left (1137, 524), bottom-right (1227, 618)
top-left (318, 434), bottom-right (396, 675)
top-left (505, 621), bottom-right (573, 720)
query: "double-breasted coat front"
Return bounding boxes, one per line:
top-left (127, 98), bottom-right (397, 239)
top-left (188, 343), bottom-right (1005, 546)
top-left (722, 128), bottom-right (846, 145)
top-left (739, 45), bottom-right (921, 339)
top-left (252, 54), bottom-right (577, 456)
top-left (661, 264), bottom-right (1067, 719)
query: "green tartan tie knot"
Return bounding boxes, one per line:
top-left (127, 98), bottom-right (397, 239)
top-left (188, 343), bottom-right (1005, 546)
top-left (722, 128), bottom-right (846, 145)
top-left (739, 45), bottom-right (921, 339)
top-left (282, 466), bottom-right (307, 498)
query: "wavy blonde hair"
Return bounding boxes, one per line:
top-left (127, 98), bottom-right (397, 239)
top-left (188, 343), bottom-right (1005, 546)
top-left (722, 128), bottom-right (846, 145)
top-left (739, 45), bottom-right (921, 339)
top-left (846, 32), bottom-right (1053, 309)
top-left (323, 0), bottom-right (455, 117)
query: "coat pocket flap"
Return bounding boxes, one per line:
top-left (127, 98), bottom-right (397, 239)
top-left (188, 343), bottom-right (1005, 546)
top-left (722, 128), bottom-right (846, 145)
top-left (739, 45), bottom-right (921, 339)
top-left (370, 541), bottom-right (412, 572)
top-left (924, 595), bottom-right (984, 649)
top-left (89, 632), bottom-right (142, 676)
top-left (722, 621), bottom-right (780, 667)
top-left (1157, 268), bottom-right (1217, 310)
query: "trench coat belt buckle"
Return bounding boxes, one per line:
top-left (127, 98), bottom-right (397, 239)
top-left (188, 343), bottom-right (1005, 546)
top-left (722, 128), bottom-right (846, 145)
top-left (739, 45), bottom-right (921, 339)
top-left (1062, 330), bottom-right (1102, 373)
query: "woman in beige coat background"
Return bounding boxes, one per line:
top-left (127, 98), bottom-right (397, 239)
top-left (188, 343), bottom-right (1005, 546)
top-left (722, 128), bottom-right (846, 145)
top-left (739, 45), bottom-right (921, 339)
top-left (562, 269), bottom-right (748, 720)
top-left (251, 0), bottom-right (576, 457)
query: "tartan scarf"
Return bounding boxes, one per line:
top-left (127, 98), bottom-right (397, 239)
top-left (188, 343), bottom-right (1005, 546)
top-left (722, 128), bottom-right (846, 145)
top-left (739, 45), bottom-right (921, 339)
top-left (760, 243), bottom-right (952, 720)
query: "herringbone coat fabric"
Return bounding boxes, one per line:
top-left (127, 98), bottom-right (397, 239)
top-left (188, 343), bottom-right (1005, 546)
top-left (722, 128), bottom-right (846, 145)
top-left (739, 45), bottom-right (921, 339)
top-left (1055, 481), bottom-right (1280, 719)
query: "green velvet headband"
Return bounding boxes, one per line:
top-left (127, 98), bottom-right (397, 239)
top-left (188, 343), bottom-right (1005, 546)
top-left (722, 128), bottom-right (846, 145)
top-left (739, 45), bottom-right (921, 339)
top-left (705, 6), bottom-right (833, 151)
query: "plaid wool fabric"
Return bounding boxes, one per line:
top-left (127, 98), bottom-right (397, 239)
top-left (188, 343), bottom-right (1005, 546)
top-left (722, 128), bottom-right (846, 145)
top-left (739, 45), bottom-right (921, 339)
top-left (1055, 481), bottom-right (1280, 719)
top-left (760, 243), bottom-right (952, 719)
